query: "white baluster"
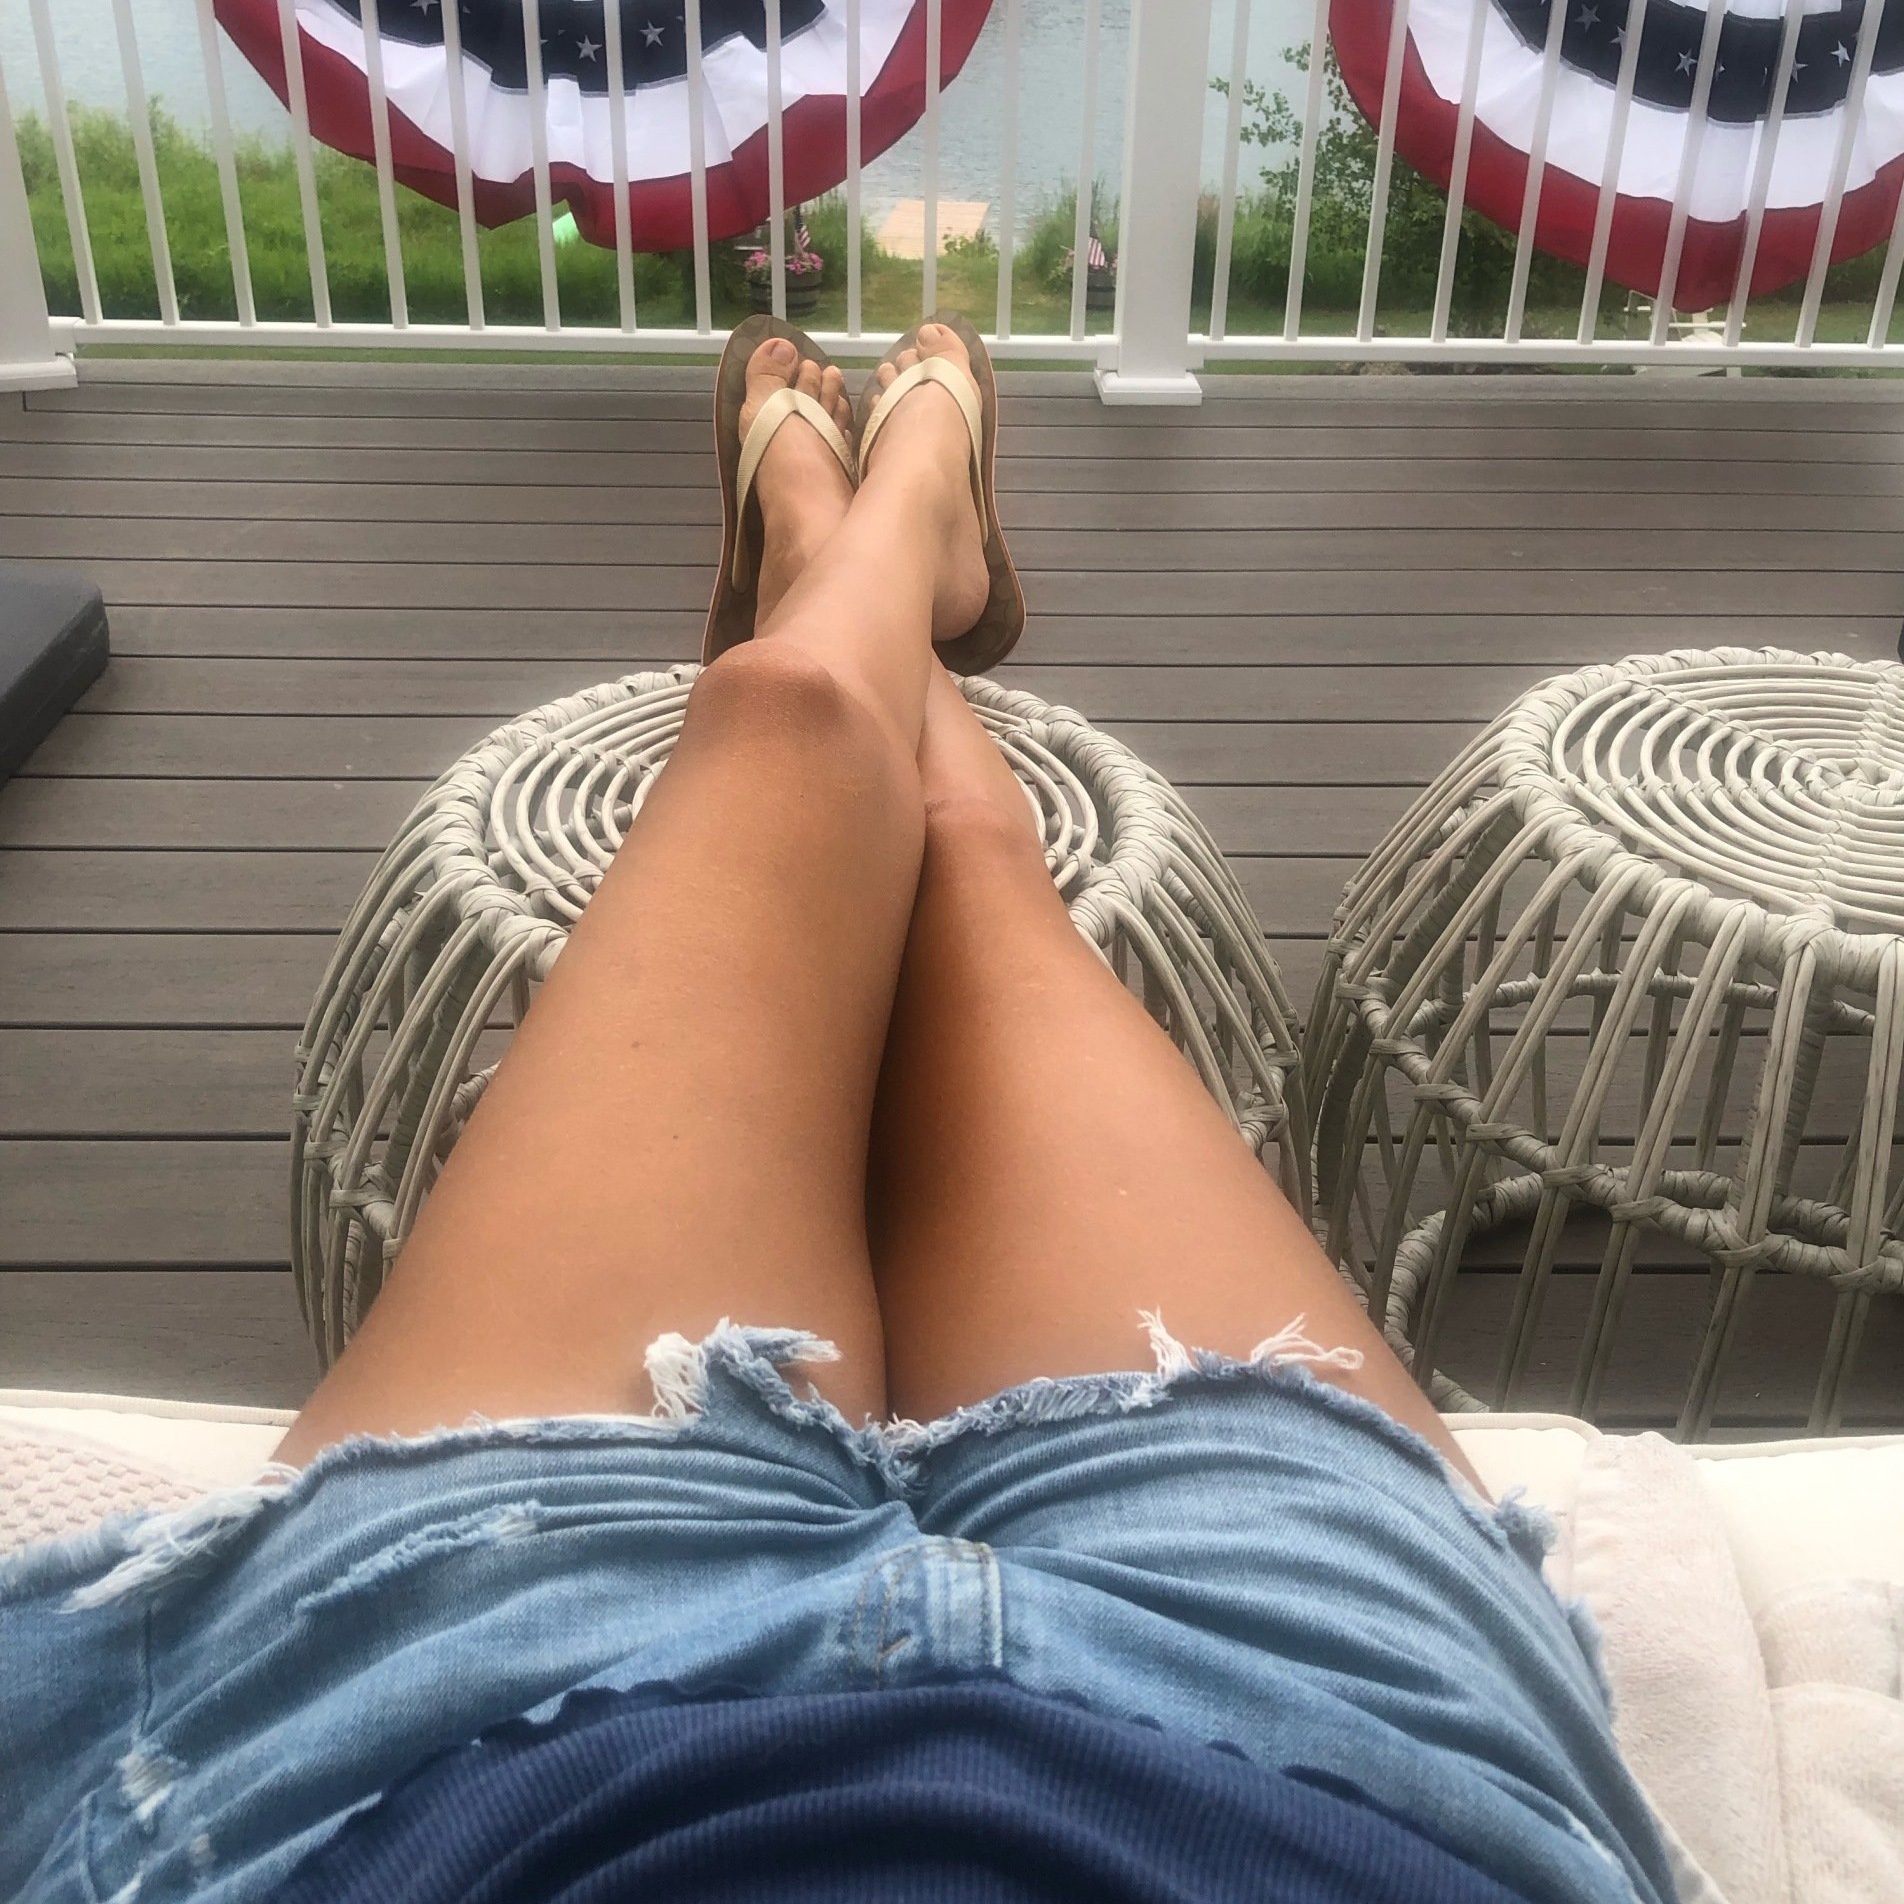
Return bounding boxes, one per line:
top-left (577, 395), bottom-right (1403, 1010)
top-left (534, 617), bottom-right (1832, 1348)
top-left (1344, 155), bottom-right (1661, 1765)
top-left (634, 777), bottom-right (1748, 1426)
top-left (0, 51), bottom-right (73, 389)
top-left (1097, 0), bottom-right (1215, 404)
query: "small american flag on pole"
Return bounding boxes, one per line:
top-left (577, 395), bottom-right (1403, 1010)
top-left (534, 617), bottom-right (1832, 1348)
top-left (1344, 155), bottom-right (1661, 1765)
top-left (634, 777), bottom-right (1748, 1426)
top-left (1085, 232), bottom-right (1109, 271)
top-left (793, 210), bottom-right (813, 256)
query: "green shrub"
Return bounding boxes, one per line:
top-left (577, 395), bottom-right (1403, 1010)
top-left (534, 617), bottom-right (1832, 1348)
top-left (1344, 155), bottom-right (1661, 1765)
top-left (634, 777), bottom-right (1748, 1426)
top-left (1207, 49), bottom-right (1617, 331)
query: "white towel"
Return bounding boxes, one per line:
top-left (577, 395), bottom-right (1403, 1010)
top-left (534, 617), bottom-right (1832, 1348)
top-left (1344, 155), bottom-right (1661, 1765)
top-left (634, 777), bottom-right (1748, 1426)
top-left (1569, 1437), bottom-right (1904, 1904)
top-left (1763, 1583), bottom-right (1904, 1904)
top-left (1571, 1431), bottom-right (1789, 1904)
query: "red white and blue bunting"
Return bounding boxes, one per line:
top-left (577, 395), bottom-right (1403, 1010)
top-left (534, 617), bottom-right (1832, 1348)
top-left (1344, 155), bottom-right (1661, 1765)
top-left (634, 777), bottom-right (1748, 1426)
top-left (215, 0), bottom-right (993, 250)
top-left (1331, 0), bottom-right (1904, 309)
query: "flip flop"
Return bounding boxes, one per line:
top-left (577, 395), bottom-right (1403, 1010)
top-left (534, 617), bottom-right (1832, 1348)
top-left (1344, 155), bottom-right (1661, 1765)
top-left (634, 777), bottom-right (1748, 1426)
top-left (853, 311), bottom-right (1025, 673)
top-left (703, 313), bottom-right (857, 665)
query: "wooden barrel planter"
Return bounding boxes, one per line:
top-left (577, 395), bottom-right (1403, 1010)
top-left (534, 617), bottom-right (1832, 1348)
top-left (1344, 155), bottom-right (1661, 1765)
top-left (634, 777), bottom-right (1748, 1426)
top-left (748, 263), bottom-right (825, 318)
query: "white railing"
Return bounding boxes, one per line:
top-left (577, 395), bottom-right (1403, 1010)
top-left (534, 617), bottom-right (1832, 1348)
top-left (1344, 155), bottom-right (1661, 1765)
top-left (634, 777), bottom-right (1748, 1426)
top-left (2, 0), bottom-right (1902, 401)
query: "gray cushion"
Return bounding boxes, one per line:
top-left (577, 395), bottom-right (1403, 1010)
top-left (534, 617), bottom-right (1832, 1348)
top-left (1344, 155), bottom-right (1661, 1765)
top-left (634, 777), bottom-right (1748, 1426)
top-left (0, 564), bottom-right (109, 783)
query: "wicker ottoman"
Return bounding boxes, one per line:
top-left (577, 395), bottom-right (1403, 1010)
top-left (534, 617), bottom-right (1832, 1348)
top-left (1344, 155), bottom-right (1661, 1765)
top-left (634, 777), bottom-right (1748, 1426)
top-left (292, 669), bottom-right (1307, 1365)
top-left (1304, 647), bottom-right (1902, 1436)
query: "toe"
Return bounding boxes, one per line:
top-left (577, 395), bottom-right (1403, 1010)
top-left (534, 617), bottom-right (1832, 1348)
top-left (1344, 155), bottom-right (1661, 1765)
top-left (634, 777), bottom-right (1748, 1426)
top-left (875, 361), bottom-right (898, 392)
top-left (795, 356), bottom-right (824, 402)
top-left (916, 321), bottom-right (974, 386)
top-left (742, 336), bottom-right (799, 419)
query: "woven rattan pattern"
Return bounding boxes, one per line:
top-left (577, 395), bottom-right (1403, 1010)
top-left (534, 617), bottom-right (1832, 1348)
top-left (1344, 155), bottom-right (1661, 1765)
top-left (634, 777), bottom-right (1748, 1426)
top-left (1305, 649), bottom-right (1902, 1436)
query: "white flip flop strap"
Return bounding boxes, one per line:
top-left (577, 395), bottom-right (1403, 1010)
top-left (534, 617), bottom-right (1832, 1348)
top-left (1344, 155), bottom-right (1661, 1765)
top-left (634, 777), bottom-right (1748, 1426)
top-left (858, 356), bottom-right (988, 541)
top-left (731, 385), bottom-right (857, 589)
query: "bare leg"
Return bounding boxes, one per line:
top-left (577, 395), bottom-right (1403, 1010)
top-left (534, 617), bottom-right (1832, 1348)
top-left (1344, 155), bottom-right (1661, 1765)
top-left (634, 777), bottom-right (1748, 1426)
top-left (277, 331), bottom-right (988, 1465)
top-left (867, 665), bottom-right (1483, 1486)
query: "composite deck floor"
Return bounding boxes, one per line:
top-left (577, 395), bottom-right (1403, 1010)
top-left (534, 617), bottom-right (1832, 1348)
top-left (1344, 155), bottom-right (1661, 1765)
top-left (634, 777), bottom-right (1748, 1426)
top-left (0, 360), bottom-right (1899, 1431)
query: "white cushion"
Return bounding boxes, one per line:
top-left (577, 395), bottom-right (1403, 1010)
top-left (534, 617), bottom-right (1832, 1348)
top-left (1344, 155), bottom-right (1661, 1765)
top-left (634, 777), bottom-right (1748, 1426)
top-left (0, 1389), bottom-right (292, 1503)
top-left (1687, 1435), bottom-right (1904, 1615)
top-left (1452, 1412), bottom-right (1904, 1606)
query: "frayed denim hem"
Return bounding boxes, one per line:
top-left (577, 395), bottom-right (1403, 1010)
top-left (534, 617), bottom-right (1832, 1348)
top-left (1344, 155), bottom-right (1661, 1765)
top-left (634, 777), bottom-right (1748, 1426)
top-left (0, 1320), bottom-right (864, 1613)
top-left (1, 1311), bottom-right (1557, 1624)
top-left (880, 1311), bottom-right (1366, 1473)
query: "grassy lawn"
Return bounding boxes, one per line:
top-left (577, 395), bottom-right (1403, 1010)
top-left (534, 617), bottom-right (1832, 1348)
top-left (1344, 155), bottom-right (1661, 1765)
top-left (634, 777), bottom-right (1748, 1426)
top-left (20, 106), bottom-right (1098, 336)
top-left (21, 106), bottom-right (1901, 361)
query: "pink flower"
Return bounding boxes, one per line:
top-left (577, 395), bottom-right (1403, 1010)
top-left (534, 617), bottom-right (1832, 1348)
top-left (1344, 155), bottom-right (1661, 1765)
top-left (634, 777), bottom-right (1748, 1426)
top-left (745, 247), bottom-right (824, 277)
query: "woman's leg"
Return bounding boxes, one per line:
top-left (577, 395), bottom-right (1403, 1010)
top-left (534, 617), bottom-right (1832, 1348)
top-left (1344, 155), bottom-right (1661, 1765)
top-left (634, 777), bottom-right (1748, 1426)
top-left (867, 665), bottom-right (1482, 1484)
top-left (278, 331), bottom-right (990, 1465)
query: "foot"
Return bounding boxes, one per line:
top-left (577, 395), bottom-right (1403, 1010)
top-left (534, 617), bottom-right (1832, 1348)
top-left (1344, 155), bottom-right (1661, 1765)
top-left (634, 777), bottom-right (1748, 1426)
top-left (740, 337), bottom-right (857, 628)
top-left (864, 323), bottom-right (991, 646)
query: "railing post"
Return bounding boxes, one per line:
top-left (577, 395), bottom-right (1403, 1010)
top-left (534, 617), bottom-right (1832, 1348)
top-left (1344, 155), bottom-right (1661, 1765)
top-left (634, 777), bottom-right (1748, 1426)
top-left (0, 62), bottom-right (75, 392)
top-left (1095, 0), bottom-right (1213, 405)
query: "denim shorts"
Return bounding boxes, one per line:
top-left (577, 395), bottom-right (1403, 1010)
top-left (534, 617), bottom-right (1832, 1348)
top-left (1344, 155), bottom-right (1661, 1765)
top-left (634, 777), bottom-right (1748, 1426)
top-left (1, 1317), bottom-right (1675, 1904)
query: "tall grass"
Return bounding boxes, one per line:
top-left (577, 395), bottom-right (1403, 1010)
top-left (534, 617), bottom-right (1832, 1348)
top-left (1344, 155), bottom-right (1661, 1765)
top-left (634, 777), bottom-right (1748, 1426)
top-left (19, 105), bottom-right (701, 324)
top-left (17, 105), bottom-right (1079, 332)
top-left (18, 104), bottom-right (1894, 345)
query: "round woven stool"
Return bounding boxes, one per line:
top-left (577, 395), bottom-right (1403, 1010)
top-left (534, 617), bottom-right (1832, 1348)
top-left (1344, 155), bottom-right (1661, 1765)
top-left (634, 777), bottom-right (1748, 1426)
top-left (293, 668), bottom-right (1307, 1366)
top-left (1304, 647), bottom-right (1902, 1436)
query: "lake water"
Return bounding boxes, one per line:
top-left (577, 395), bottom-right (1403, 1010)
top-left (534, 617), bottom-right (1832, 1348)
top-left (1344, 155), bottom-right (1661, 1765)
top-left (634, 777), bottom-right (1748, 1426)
top-left (0, 0), bottom-right (1317, 228)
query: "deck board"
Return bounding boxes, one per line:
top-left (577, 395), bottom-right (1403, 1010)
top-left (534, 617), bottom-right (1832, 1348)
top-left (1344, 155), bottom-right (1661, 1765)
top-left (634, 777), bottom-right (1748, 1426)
top-left (10, 479), bottom-right (1904, 535)
top-left (18, 713), bottom-right (1482, 783)
top-left (0, 934), bottom-right (331, 1027)
top-left (11, 443), bottom-right (1903, 496)
top-left (0, 779), bottom-right (1425, 855)
top-left (2, 1027), bottom-right (1878, 1142)
top-left (67, 656), bottom-right (1866, 719)
top-left (15, 518), bottom-right (1904, 574)
top-left (2, 364), bottom-right (1898, 1424)
top-left (12, 408), bottom-right (1904, 463)
top-left (50, 564), bottom-right (1904, 618)
top-left (96, 608), bottom-right (1904, 665)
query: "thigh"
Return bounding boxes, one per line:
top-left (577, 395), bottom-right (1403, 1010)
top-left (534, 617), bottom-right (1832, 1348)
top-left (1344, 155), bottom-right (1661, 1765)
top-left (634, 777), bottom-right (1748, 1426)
top-left (280, 650), bottom-right (921, 1462)
top-left (867, 799), bottom-right (1476, 1478)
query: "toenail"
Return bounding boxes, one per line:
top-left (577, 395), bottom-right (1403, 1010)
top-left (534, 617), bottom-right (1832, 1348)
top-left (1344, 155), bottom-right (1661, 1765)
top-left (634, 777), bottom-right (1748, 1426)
top-left (767, 339), bottom-right (795, 362)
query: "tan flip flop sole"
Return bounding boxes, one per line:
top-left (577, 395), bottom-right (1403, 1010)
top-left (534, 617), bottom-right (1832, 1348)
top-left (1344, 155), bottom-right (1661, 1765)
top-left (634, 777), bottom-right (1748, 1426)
top-left (854, 311), bottom-right (1026, 674)
top-left (704, 313), bottom-right (853, 666)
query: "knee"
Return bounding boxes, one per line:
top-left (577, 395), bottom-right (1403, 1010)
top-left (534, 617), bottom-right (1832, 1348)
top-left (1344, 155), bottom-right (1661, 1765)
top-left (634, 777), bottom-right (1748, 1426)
top-left (687, 642), bottom-right (918, 806)
top-left (690, 640), bottom-right (862, 741)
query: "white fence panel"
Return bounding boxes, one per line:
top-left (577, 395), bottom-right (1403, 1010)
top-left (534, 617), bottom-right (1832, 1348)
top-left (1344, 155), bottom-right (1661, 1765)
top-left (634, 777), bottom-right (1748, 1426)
top-left (3, 0), bottom-right (1903, 393)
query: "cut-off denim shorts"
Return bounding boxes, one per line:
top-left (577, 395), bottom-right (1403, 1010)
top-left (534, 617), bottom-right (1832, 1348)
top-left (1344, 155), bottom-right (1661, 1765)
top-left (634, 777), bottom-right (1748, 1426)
top-left (1, 1317), bottom-right (1677, 1904)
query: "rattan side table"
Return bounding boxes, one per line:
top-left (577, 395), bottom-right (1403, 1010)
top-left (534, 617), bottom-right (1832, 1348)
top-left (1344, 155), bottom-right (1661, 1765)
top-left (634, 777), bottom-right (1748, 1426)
top-left (292, 668), bottom-right (1308, 1365)
top-left (1304, 648), bottom-right (1902, 1436)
